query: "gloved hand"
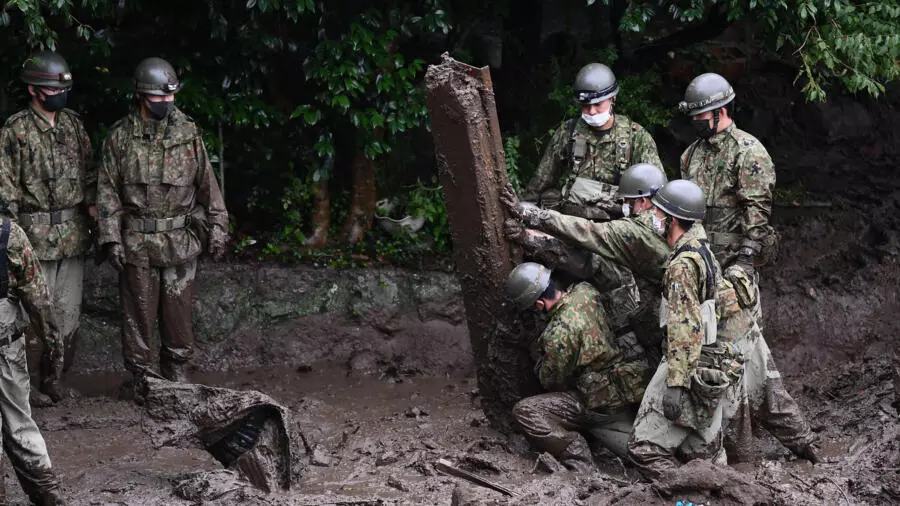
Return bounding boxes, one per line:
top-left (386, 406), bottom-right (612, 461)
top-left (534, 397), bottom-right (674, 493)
top-left (209, 228), bottom-right (229, 262)
top-left (106, 243), bottom-right (125, 272)
top-left (499, 183), bottom-right (524, 219)
top-left (662, 386), bottom-right (685, 421)
top-left (41, 335), bottom-right (65, 403)
top-left (503, 218), bottom-right (525, 243)
top-left (733, 254), bottom-right (756, 279)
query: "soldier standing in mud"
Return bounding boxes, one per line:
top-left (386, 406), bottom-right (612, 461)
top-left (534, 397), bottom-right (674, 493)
top-left (678, 73), bottom-right (777, 323)
top-left (97, 57), bottom-right (228, 401)
top-left (503, 165), bottom-right (820, 465)
top-left (503, 262), bottom-right (651, 472)
top-left (0, 51), bottom-right (95, 407)
top-left (0, 205), bottom-right (66, 504)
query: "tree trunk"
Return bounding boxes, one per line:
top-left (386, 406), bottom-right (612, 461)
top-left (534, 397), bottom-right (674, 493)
top-left (425, 54), bottom-right (540, 432)
top-left (340, 148), bottom-right (378, 245)
top-left (304, 180), bottom-right (330, 250)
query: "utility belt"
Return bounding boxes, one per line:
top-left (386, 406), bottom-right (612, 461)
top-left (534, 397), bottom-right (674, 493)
top-left (707, 231), bottom-right (743, 249)
top-left (19, 207), bottom-right (79, 227)
top-left (125, 214), bottom-right (190, 233)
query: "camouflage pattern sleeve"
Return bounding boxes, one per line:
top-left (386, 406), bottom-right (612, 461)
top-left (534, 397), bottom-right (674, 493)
top-left (631, 125), bottom-right (664, 171)
top-left (735, 143), bottom-right (775, 242)
top-left (664, 257), bottom-right (704, 388)
top-left (0, 125), bottom-right (21, 216)
top-left (97, 135), bottom-right (123, 246)
top-left (7, 222), bottom-right (57, 349)
top-left (522, 121), bottom-right (571, 202)
top-left (75, 116), bottom-right (97, 207)
top-left (192, 136), bottom-right (228, 242)
top-left (537, 320), bottom-right (580, 391)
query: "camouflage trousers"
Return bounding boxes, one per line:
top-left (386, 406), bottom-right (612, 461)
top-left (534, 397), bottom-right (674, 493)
top-left (513, 391), bottom-right (635, 472)
top-left (723, 317), bottom-right (816, 461)
top-left (0, 332), bottom-right (63, 503)
top-left (120, 260), bottom-right (197, 377)
top-left (27, 256), bottom-right (83, 390)
top-left (628, 360), bottom-right (731, 479)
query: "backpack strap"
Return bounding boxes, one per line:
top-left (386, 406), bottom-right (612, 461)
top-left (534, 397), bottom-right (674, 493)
top-left (0, 219), bottom-right (11, 299)
top-left (673, 239), bottom-right (715, 302)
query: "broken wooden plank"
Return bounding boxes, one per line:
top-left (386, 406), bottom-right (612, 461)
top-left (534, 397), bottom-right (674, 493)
top-left (435, 458), bottom-right (517, 497)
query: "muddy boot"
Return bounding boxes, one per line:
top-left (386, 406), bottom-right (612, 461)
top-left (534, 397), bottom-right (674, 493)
top-left (13, 466), bottom-right (65, 506)
top-left (119, 376), bottom-right (147, 406)
top-left (792, 442), bottom-right (821, 464)
top-left (29, 389), bottom-right (55, 408)
top-left (160, 360), bottom-right (190, 383)
top-left (559, 438), bottom-right (595, 473)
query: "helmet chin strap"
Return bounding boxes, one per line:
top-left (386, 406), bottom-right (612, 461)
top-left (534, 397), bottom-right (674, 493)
top-left (711, 109), bottom-right (720, 133)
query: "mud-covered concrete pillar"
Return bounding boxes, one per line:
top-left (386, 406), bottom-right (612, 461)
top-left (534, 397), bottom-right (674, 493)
top-left (425, 54), bottom-right (540, 431)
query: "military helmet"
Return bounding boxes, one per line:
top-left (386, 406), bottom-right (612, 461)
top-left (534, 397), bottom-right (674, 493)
top-left (504, 262), bottom-right (552, 310)
top-left (651, 179), bottom-right (706, 221)
top-left (573, 63), bottom-right (618, 104)
top-left (21, 51), bottom-right (73, 89)
top-left (619, 163), bottom-right (668, 199)
top-left (678, 73), bottom-right (735, 116)
top-left (133, 57), bottom-right (181, 96)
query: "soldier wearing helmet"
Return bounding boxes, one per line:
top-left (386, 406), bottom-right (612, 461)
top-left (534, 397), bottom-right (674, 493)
top-left (678, 73), bottom-right (777, 320)
top-left (96, 57), bottom-right (229, 401)
top-left (523, 63), bottom-right (663, 221)
top-left (505, 262), bottom-right (651, 472)
top-left (0, 51), bottom-right (95, 407)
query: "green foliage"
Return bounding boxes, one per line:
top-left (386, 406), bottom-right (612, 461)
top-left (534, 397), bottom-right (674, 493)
top-left (615, 72), bottom-right (674, 129)
top-left (503, 135), bottom-right (523, 192)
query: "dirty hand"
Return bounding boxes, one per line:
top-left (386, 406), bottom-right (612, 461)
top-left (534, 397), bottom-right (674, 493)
top-left (499, 183), bottom-right (523, 219)
top-left (503, 218), bottom-right (525, 243)
top-left (662, 386), bottom-right (685, 421)
top-left (733, 255), bottom-right (756, 278)
top-left (209, 228), bottom-right (229, 262)
top-left (106, 243), bottom-right (125, 272)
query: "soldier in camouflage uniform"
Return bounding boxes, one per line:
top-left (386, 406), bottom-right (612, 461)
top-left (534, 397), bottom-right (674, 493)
top-left (97, 57), bottom-right (228, 400)
top-left (504, 263), bottom-right (651, 472)
top-left (0, 211), bottom-right (66, 504)
top-left (503, 166), bottom-right (819, 466)
top-left (678, 73), bottom-right (777, 320)
top-left (0, 51), bottom-right (94, 406)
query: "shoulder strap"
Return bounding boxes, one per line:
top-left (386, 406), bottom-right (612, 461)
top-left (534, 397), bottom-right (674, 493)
top-left (673, 239), bottom-right (715, 302)
top-left (0, 219), bottom-right (11, 299)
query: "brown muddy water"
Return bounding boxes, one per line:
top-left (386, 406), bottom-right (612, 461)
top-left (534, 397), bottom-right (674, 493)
top-left (9, 357), bottom-right (898, 505)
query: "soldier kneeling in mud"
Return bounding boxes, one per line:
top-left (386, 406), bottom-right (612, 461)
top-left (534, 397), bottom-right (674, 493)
top-left (504, 262), bottom-right (652, 472)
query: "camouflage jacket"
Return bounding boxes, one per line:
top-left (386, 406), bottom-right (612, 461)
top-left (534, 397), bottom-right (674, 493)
top-left (663, 224), bottom-right (722, 388)
top-left (4, 221), bottom-right (58, 350)
top-left (97, 108), bottom-right (228, 267)
top-left (0, 106), bottom-right (95, 260)
top-left (524, 114), bottom-right (663, 202)
top-left (680, 123), bottom-right (775, 266)
top-left (538, 282), bottom-right (650, 411)
top-left (531, 208), bottom-right (669, 284)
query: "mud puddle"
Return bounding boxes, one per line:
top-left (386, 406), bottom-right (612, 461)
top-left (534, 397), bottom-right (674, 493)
top-left (5, 356), bottom-right (896, 505)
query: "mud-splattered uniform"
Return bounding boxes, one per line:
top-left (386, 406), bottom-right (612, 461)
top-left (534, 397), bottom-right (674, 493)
top-left (0, 219), bottom-right (65, 503)
top-left (97, 108), bottom-right (227, 379)
top-left (512, 282), bottom-right (651, 471)
top-left (0, 105), bottom-right (95, 395)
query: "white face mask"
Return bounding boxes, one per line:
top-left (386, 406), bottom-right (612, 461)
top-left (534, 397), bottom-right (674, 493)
top-left (651, 214), bottom-right (667, 237)
top-left (621, 203), bottom-right (631, 218)
top-left (582, 110), bottom-right (611, 128)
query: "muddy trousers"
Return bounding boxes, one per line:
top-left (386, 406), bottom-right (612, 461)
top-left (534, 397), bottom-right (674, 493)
top-left (628, 360), bottom-right (728, 480)
top-left (120, 261), bottom-right (196, 379)
top-left (724, 326), bottom-right (816, 461)
top-left (27, 256), bottom-right (83, 390)
top-left (0, 337), bottom-right (64, 505)
top-left (513, 391), bottom-right (635, 472)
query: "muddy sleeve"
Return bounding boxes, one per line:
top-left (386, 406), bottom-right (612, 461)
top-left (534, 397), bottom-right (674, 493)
top-left (523, 123), bottom-right (570, 202)
top-left (664, 257), bottom-right (704, 388)
top-left (632, 126), bottom-right (664, 172)
top-left (8, 224), bottom-right (57, 348)
top-left (97, 135), bottom-right (123, 246)
top-left (735, 144), bottom-right (775, 242)
top-left (0, 126), bottom-right (21, 216)
top-left (193, 136), bottom-right (228, 242)
top-left (534, 210), bottom-right (634, 270)
top-left (76, 118), bottom-right (97, 207)
top-left (537, 320), bottom-right (580, 391)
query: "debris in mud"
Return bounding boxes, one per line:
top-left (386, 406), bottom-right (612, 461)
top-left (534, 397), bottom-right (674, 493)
top-left (311, 444), bottom-right (333, 467)
top-left (385, 474), bottom-right (409, 492)
top-left (405, 406), bottom-right (428, 418)
top-left (375, 450), bottom-right (402, 466)
top-left (436, 458), bottom-right (517, 497)
top-left (142, 378), bottom-right (307, 494)
top-left (532, 452), bottom-right (564, 474)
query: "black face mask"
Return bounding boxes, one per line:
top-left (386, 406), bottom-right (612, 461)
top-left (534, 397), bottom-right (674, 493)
top-left (40, 90), bottom-right (68, 112)
top-left (145, 99), bottom-right (174, 120)
top-left (691, 110), bottom-right (720, 139)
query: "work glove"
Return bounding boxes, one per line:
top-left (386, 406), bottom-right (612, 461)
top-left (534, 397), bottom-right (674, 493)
top-left (662, 386), bottom-right (686, 422)
top-left (503, 218), bottom-right (525, 243)
top-left (106, 243), bottom-right (125, 273)
top-left (733, 254), bottom-right (756, 278)
top-left (499, 183), bottom-right (542, 226)
top-left (209, 228), bottom-right (229, 262)
top-left (40, 335), bottom-right (65, 403)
